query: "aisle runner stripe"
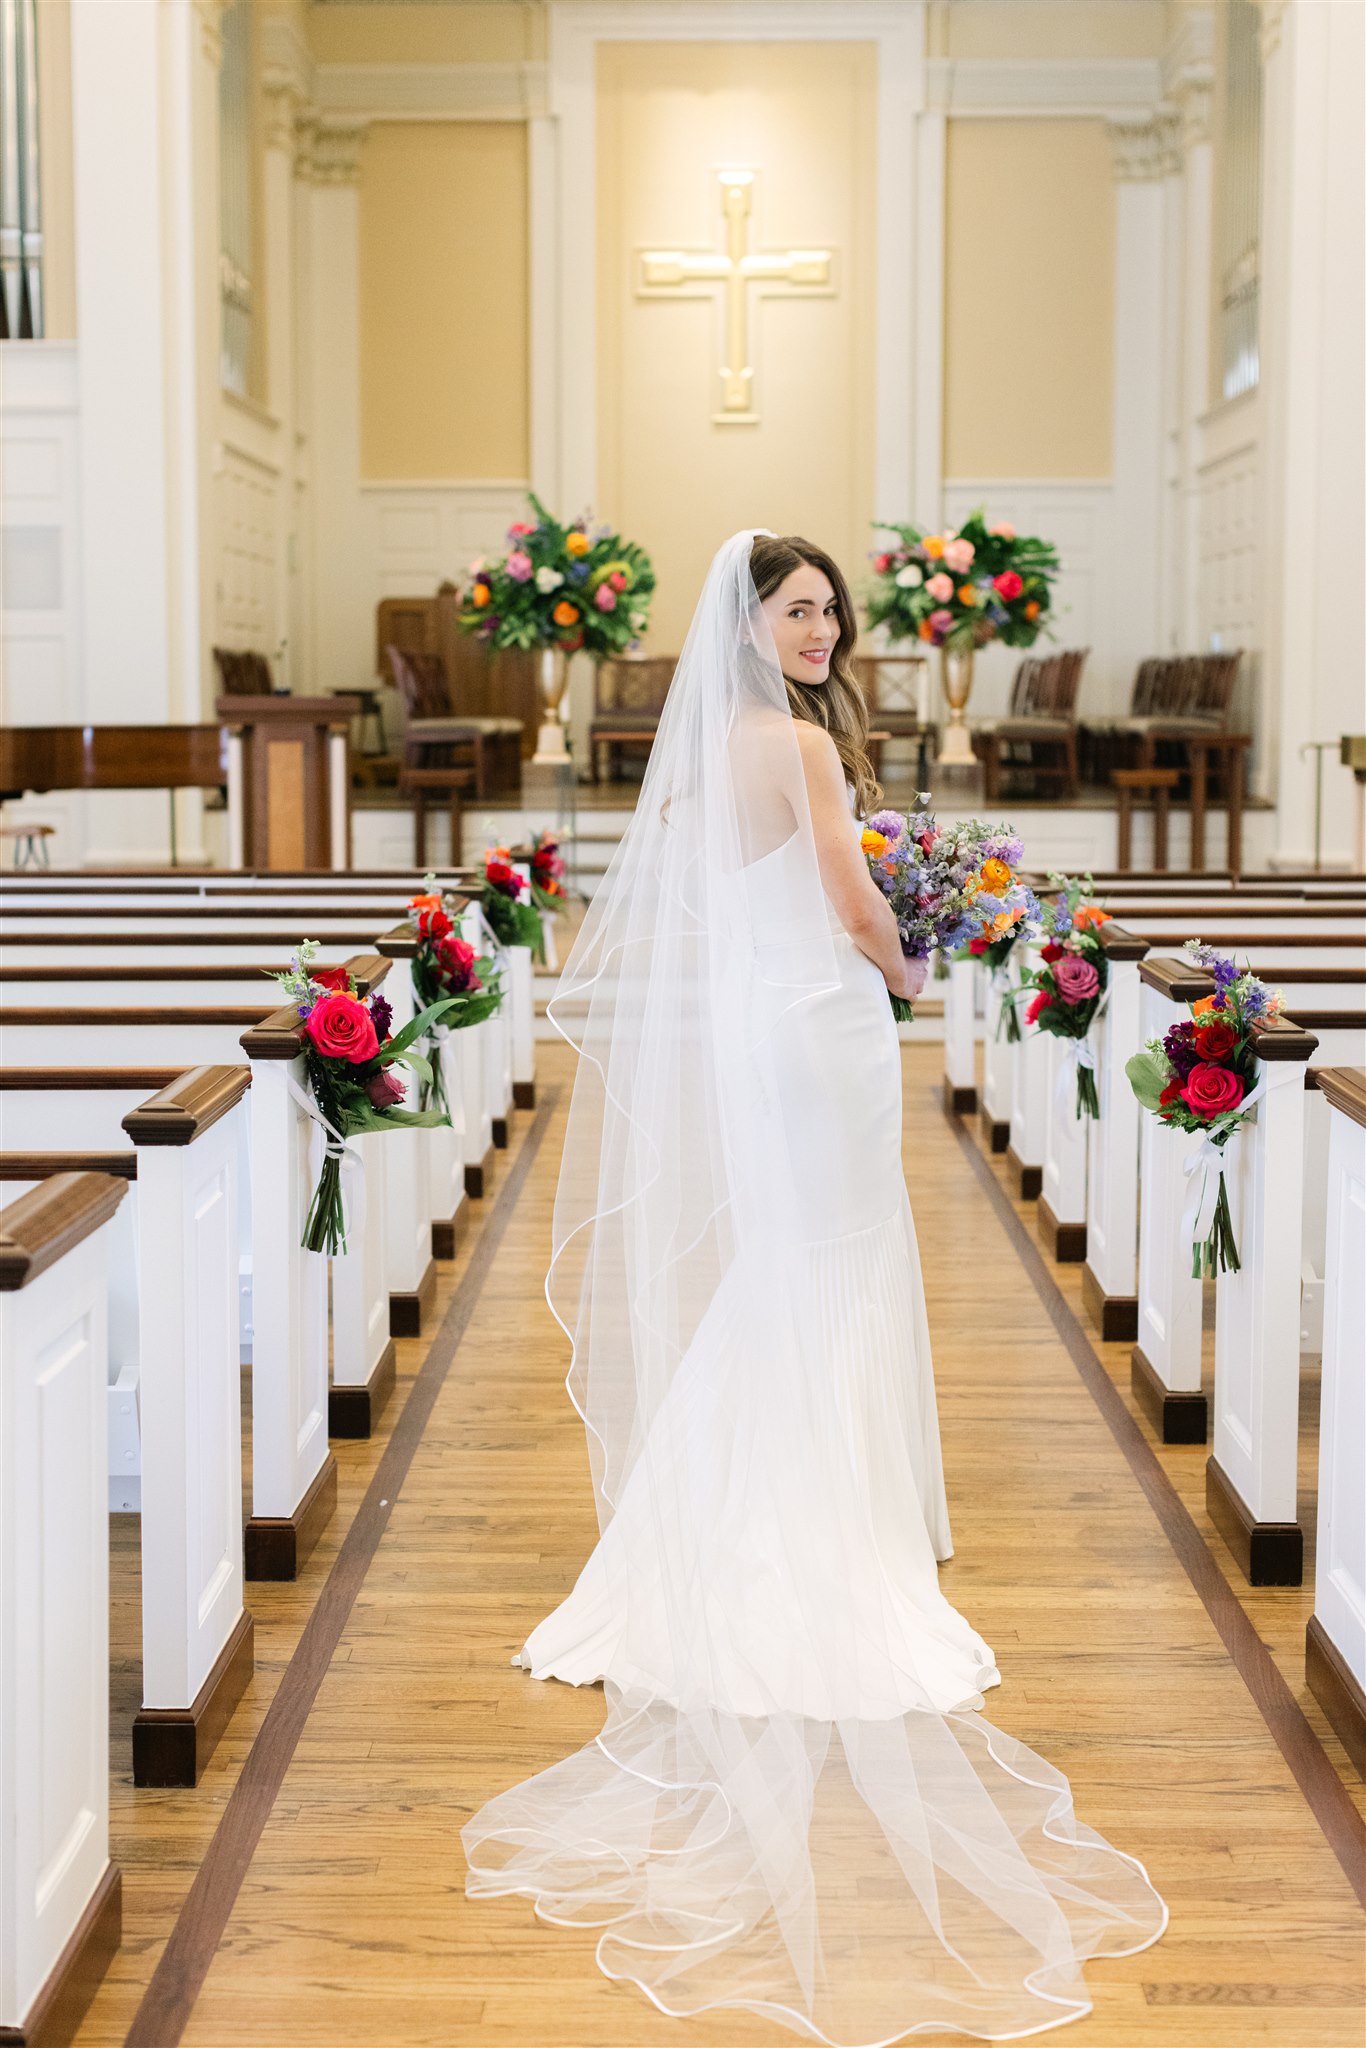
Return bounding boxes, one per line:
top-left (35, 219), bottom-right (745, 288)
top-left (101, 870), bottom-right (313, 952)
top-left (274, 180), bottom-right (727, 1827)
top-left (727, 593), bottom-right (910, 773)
top-left (947, 1105), bottom-right (1366, 1908)
top-left (124, 1092), bottom-right (560, 2048)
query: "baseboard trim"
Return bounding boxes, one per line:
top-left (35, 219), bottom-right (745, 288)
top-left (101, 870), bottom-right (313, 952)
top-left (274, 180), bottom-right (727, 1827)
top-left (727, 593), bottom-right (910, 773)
top-left (941, 1077), bottom-right (977, 1117)
top-left (491, 1114), bottom-right (509, 1149)
top-left (1207, 1455), bottom-right (1303, 1586)
top-left (389, 1256), bottom-right (437, 1339)
top-left (132, 1610), bottom-right (254, 1787)
top-left (979, 1104), bottom-right (1010, 1152)
top-left (512, 1079), bottom-right (535, 1110)
top-left (1006, 1143), bottom-right (1042, 1201)
top-left (1306, 1615), bottom-right (1366, 1780)
top-left (1081, 1261), bottom-right (1138, 1342)
top-left (0, 1861), bottom-right (121, 2048)
top-left (244, 1453), bottom-right (337, 1582)
top-left (464, 1143), bottom-right (495, 1199)
top-left (1037, 1193), bottom-right (1086, 1263)
top-left (430, 1202), bottom-right (467, 1262)
top-left (328, 1339), bottom-right (397, 1440)
top-left (1130, 1344), bottom-right (1207, 1444)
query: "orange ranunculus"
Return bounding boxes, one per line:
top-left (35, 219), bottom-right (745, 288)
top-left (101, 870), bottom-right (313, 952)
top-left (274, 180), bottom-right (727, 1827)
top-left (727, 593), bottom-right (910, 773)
top-left (917, 619), bottom-right (934, 641)
top-left (410, 892), bottom-right (442, 913)
top-left (923, 535), bottom-right (945, 558)
top-left (472, 582), bottom-right (491, 607)
top-left (958, 584), bottom-right (977, 606)
top-left (1072, 904), bottom-right (1112, 930)
top-left (1192, 994), bottom-right (1218, 1016)
top-left (861, 829), bottom-right (888, 856)
top-left (553, 600), bottom-right (580, 626)
top-left (565, 530), bottom-right (590, 557)
top-left (980, 857), bottom-right (1011, 894)
top-left (993, 910), bottom-right (1013, 932)
top-left (1024, 600), bottom-right (1040, 620)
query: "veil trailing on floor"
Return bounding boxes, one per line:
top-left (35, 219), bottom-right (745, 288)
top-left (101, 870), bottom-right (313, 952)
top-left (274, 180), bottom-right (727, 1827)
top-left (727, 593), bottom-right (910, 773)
top-left (462, 532), bottom-right (1165, 2042)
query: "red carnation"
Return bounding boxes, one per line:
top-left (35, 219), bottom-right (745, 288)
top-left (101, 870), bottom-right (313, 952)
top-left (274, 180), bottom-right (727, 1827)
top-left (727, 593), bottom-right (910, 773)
top-left (1158, 1078), bottom-right (1183, 1109)
top-left (1180, 1062), bottom-right (1245, 1119)
top-left (1025, 990), bottom-right (1054, 1026)
top-left (993, 570), bottom-right (1024, 601)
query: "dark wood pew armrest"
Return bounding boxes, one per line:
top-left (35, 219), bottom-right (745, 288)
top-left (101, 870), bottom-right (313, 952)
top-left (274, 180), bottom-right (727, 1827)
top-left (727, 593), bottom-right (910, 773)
top-left (1308, 1067), bottom-right (1366, 1122)
top-left (0, 1172), bottom-right (129, 1290)
top-left (1137, 957), bottom-right (1216, 1003)
top-left (1097, 923), bottom-right (1150, 963)
top-left (122, 1066), bottom-right (252, 1146)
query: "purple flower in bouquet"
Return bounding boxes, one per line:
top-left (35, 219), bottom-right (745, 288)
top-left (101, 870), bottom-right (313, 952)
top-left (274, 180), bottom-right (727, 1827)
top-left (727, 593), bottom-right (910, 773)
top-left (1053, 955), bottom-right (1100, 1005)
top-left (868, 808), bottom-right (905, 841)
top-left (1162, 1020), bottom-right (1201, 1077)
top-left (369, 992), bottom-right (393, 1041)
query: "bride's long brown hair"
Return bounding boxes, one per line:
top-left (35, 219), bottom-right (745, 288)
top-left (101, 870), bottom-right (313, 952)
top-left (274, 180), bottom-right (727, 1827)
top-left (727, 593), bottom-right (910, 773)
top-left (749, 533), bottom-right (882, 817)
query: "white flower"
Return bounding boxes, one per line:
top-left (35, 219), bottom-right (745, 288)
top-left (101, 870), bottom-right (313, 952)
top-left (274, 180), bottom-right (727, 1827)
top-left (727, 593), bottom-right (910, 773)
top-left (630, 612), bottom-right (647, 631)
top-left (895, 564), bottom-right (923, 589)
top-left (535, 566), bottom-right (564, 594)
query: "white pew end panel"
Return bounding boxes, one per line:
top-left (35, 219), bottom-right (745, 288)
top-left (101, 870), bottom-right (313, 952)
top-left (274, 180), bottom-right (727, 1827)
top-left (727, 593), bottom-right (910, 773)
top-left (1, 1174), bottom-right (127, 2044)
top-left (1306, 1068), bottom-right (1366, 1779)
top-left (1082, 924), bottom-right (1149, 1340)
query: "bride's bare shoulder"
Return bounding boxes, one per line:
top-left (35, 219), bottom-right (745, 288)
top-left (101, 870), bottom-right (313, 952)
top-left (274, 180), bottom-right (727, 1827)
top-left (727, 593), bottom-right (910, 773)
top-left (790, 720), bottom-right (841, 779)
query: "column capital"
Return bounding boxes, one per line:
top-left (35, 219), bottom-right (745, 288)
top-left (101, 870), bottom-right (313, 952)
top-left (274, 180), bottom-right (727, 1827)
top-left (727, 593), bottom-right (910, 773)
top-left (1172, 72), bottom-right (1214, 150)
top-left (1106, 112), bottom-right (1181, 183)
top-left (295, 115), bottom-right (369, 188)
top-left (193, 0), bottom-right (229, 67)
top-left (262, 67), bottom-right (304, 154)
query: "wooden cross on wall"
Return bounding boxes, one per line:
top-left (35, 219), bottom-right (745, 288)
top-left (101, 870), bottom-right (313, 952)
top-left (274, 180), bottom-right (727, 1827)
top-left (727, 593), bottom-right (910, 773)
top-left (636, 170), bottom-right (834, 425)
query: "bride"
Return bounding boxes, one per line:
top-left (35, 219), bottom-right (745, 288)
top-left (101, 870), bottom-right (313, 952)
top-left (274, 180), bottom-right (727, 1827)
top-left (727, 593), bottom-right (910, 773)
top-left (463, 530), bottom-right (1166, 2042)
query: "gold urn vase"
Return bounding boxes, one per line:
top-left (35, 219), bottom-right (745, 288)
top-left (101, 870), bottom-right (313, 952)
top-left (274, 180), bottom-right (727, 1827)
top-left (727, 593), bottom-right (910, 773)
top-left (938, 645), bottom-right (978, 767)
top-left (533, 646), bottom-right (571, 765)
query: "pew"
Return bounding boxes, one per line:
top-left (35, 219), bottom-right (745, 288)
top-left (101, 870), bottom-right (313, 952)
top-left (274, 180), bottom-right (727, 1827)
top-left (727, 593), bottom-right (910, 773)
top-left (1, 1174), bottom-right (127, 2044)
top-left (1305, 1068), bottom-right (1366, 1777)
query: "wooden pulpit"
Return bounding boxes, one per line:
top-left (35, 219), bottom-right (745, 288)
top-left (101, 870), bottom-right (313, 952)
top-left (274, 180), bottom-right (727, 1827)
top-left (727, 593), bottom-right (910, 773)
top-left (217, 695), bottom-right (353, 871)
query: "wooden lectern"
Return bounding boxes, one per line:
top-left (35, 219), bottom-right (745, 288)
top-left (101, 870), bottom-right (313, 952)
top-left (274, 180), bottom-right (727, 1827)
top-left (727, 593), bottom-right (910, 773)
top-left (217, 696), bottom-right (353, 870)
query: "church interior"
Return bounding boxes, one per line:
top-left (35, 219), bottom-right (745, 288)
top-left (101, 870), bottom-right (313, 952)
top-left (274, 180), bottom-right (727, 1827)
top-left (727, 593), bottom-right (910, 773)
top-left (0, 2), bottom-right (1363, 2044)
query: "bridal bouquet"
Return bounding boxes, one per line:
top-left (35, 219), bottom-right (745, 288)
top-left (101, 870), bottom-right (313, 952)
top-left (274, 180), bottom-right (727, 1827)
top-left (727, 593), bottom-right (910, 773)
top-left (861, 801), bottom-right (1032, 1022)
top-left (269, 943), bottom-right (460, 1256)
top-left (407, 879), bottom-right (504, 1115)
top-left (480, 846), bottom-right (546, 960)
top-left (1016, 874), bottom-right (1112, 1119)
top-left (1125, 942), bottom-right (1285, 1277)
top-left (457, 494), bottom-right (655, 657)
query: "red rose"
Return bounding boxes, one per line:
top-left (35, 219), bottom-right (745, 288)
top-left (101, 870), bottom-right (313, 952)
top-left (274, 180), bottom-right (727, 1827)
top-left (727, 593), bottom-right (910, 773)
top-left (1193, 1017), bottom-right (1238, 1061)
top-left (993, 570), bottom-right (1024, 601)
top-left (311, 967), bottom-right (352, 993)
top-left (304, 992), bottom-right (379, 1064)
top-left (1025, 990), bottom-right (1054, 1026)
top-left (437, 934), bottom-right (481, 992)
top-left (1040, 941), bottom-right (1064, 964)
top-left (417, 905), bottom-right (452, 942)
top-left (1180, 1062), bottom-right (1245, 1119)
top-left (485, 859), bottom-right (522, 900)
top-left (365, 1067), bottom-right (406, 1110)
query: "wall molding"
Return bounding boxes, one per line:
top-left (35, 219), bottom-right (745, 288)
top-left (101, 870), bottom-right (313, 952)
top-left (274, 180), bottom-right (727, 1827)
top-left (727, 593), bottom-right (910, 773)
top-left (313, 61), bottom-right (549, 124)
top-left (926, 56), bottom-right (1163, 117)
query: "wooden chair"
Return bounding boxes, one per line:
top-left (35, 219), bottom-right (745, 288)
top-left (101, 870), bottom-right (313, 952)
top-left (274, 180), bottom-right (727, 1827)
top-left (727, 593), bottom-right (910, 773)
top-left (589, 656), bottom-right (674, 783)
top-left (853, 654), bottom-right (936, 788)
top-left (376, 590), bottom-right (539, 756)
top-left (211, 648), bottom-right (274, 696)
top-left (385, 646), bottom-right (523, 804)
top-left (973, 648), bottom-right (1087, 801)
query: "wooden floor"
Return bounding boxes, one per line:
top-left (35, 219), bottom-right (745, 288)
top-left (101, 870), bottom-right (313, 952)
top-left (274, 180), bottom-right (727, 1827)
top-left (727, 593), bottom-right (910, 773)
top-left (81, 1043), bottom-right (1363, 2048)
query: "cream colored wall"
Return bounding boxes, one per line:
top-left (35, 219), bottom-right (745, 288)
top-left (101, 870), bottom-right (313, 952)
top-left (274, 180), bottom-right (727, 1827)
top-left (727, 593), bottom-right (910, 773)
top-left (35, 0), bottom-right (76, 337)
top-left (358, 122), bottom-right (529, 481)
top-left (943, 119), bottom-right (1114, 479)
top-left (305, 3), bottom-right (543, 66)
top-left (596, 39), bottom-right (878, 652)
top-left (928, 0), bottom-right (1167, 61)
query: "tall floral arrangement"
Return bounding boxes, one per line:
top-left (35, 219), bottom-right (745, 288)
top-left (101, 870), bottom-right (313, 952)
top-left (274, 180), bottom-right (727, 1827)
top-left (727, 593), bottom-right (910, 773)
top-left (269, 943), bottom-right (459, 1255)
top-left (1126, 942), bottom-right (1285, 1277)
top-left (1016, 875), bottom-right (1112, 1118)
top-left (457, 493), bottom-right (655, 657)
top-left (861, 801), bottom-right (1032, 1022)
top-left (865, 509), bottom-right (1059, 651)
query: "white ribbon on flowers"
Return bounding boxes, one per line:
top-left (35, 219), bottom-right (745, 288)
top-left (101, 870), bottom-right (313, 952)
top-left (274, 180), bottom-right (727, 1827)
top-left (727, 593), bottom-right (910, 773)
top-left (1178, 1072), bottom-right (1268, 1253)
top-left (429, 1021), bottom-right (465, 1135)
top-left (285, 1070), bottom-right (367, 1249)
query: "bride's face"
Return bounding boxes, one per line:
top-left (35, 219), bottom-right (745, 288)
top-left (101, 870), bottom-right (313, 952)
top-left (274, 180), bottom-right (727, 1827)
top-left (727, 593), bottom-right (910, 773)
top-left (760, 566), bottom-right (839, 687)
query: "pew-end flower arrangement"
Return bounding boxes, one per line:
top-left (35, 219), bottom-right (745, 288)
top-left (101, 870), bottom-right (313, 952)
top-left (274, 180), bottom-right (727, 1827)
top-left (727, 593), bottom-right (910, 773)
top-left (270, 942), bottom-right (461, 1256)
top-left (964, 894), bottom-right (1044, 1041)
top-left (1018, 874), bottom-right (1112, 1118)
top-left (524, 829), bottom-right (568, 916)
top-left (481, 847), bottom-right (546, 958)
top-left (457, 494), bottom-right (656, 657)
top-left (407, 879), bottom-right (504, 1115)
top-left (860, 801), bottom-right (1033, 1023)
top-left (865, 509), bottom-right (1060, 652)
top-left (1125, 941), bottom-right (1286, 1278)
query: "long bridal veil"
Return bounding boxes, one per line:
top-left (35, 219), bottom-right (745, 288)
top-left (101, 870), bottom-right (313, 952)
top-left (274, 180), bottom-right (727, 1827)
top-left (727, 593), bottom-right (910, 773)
top-left (462, 532), bottom-right (1165, 2041)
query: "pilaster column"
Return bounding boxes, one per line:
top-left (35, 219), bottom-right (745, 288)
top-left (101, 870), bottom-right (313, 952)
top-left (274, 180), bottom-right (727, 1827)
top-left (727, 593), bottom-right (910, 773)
top-left (69, 0), bottom-right (221, 859)
top-left (1172, 68), bottom-right (1214, 652)
top-left (296, 116), bottom-right (371, 698)
top-left (260, 66), bottom-right (304, 689)
top-left (1106, 113), bottom-right (1178, 700)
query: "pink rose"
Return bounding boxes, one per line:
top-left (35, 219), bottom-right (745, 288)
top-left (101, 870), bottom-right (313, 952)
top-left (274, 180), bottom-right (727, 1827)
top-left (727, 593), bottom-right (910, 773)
top-left (1180, 1062), bottom-right (1245, 1118)
top-left (365, 1067), bottom-right (406, 1110)
top-left (1052, 955), bottom-right (1100, 1005)
top-left (506, 550), bottom-right (533, 582)
top-left (993, 570), bottom-right (1023, 601)
top-left (873, 551), bottom-right (893, 574)
top-left (594, 585), bottom-right (617, 611)
top-left (925, 572), bottom-right (954, 602)
top-left (304, 992), bottom-right (379, 1064)
top-left (942, 538), bottom-right (975, 573)
top-left (928, 607), bottom-right (954, 633)
top-left (990, 522), bottom-right (1016, 540)
top-left (507, 521), bottom-right (535, 537)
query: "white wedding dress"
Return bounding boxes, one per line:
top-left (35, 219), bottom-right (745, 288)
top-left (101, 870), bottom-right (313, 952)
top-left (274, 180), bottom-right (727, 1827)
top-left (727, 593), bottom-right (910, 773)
top-left (463, 533), bottom-right (1165, 2043)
